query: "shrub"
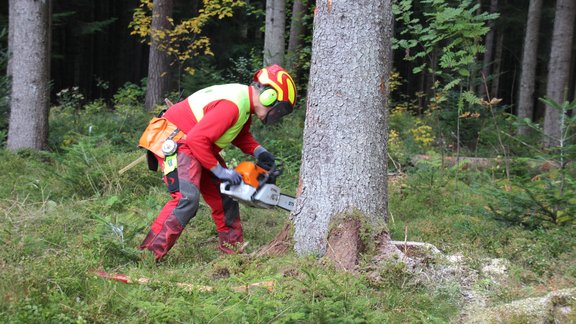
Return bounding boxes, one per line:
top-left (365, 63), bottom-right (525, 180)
top-left (481, 98), bottom-right (576, 228)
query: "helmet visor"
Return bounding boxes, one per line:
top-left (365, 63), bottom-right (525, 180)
top-left (263, 101), bottom-right (294, 124)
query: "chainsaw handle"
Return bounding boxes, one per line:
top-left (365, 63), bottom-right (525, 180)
top-left (259, 161), bottom-right (284, 186)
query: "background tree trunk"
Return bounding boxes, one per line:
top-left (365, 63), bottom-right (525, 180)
top-left (479, 0), bottom-right (498, 99)
top-left (517, 0), bottom-right (543, 136)
top-left (293, 0), bottom-right (393, 261)
top-left (144, 0), bottom-right (174, 112)
top-left (286, 0), bottom-right (304, 73)
top-left (263, 0), bottom-right (285, 66)
top-left (7, 0), bottom-right (51, 150)
top-left (490, 32), bottom-right (503, 98)
top-left (543, 0), bottom-right (575, 147)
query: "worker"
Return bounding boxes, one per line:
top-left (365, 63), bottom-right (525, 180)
top-left (138, 65), bottom-right (297, 261)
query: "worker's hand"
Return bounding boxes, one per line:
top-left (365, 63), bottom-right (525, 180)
top-left (254, 146), bottom-right (276, 171)
top-left (211, 165), bottom-right (242, 185)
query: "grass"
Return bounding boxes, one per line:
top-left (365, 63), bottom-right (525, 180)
top-left (0, 140), bottom-right (462, 323)
top-left (0, 196), bottom-right (457, 322)
top-left (1, 108), bottom-right (575, 322)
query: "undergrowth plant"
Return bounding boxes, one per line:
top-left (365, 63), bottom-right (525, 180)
top-left (482, 97), bottom-right (576, 228)
top-left (50, 82), bottom-right (149, 151)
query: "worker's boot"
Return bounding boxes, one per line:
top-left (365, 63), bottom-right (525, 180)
top-left (218, 227), bottom-right (244, 254)
top-left (140, 215), bottom-right (184, 261)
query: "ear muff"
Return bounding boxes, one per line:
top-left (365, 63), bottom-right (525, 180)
top-left (259, 87), bottom-right (278, 106)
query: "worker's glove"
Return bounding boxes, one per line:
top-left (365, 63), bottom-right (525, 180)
top-left (211, 164), bottom-right (242, 185)
top-left (254, 146), bottom-right (276, 171)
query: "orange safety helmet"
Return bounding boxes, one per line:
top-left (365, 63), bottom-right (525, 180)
top-left (253, 65), bottom-right (297, 124)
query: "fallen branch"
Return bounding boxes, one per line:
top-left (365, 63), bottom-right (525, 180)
top-left (389, 241), bottom-right (442, 255)
top-left (92, 270), bottom-right (274, 293)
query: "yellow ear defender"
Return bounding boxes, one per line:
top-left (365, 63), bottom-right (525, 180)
top-left (259, 87), bottom-right (278, 106)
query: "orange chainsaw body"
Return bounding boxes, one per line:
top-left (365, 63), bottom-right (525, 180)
top-left (234, 162), bottom-right (267, 188)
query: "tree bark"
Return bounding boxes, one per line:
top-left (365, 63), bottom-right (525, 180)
top-left (479, 0), bottom-right (498, 99)
top-left (144, 0), bottom-right (174, 112)
top-left (517, 0), bottom-right (543, 136)
top-left (7, 0), bottom-right (52, 150)
top-left (293, 0), bottom-right (393, 260)
top-left (286, 0), bottom-right (305, 72)
top-left (543, 0), bottom-right (576, 147)
top-left (490, 32), bottom-right (503, 98)
top-left (263, 0), bottom-right (285, 66)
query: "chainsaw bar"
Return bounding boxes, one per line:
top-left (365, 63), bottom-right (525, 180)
top-left (220, 161), bottom-right (297, 212)
top-left (277, 194), bottom-right (296, 211)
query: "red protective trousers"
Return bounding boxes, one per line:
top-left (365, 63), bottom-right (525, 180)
top-left (140, 143), bottom-right (243, 261)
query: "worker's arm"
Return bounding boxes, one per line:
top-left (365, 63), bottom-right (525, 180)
top-left (231, 118), bottom-right (260, 156)
top-left (185, 100), bottom-right (239, 170)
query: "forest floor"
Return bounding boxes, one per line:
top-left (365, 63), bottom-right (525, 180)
top-left (0, 147), bottom-right (575, 322)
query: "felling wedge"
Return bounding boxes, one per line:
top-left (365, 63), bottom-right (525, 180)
top-left (220, 162), bottom-right (296, 212)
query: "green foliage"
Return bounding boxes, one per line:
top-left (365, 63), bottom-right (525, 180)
top-left (388, 166), bottom-right (576, 280)
top-left (2, 99), bottom-right (575, 321)
top-left (392, 0), bottom-right (501, 155)
top-left (112, 81), bottom-right (146, 113)
top-left (130, 0), bottom-right (245, 76)
top-left (393, 0), bottom-right (498, 90)
top-left (78, 17), bottom-right (118, 36)
top-left (180, 59), bottom-right (226, 95)
top-left (481, 98), bottom-right (576, 228)
top-left (225, 50), bottom-right (263, 84)
top-left (56, 87), bottom-right (85, 110)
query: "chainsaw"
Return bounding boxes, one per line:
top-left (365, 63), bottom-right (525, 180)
top-left (220, 161), bottom-right (296, 212)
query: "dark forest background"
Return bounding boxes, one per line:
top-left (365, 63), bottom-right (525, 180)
top-left (0, 0), bottom-right (570, 116)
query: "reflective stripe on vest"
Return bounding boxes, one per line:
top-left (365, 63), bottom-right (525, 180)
top-left (186, 84), bottom-right (251, 148)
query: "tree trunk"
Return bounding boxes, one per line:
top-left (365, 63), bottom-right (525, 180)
top-left (517, 0), bottom-right (543, 136)
top-left (7, 0), bottom-right (52, 150)
top-left (479, 0), bottom-right (498, 99)
top-left (543, 0), bottom-right (576, 147)
top-left (426, 49), bottom-right (438, 111)
top-left (263, 0), bottom-right (285, 66)
top-left (490, 32), bottom-right (503, 98)
top-left (293, 0), bottom-right (393, 264)
top-left (144, 0), bottom-right (174, 112)
top-left (286, 0), bottom-right (305, 72)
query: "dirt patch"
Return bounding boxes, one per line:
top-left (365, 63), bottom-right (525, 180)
top-left (210, 267), bottom-right (230, 280)
top-left (325, 218), bottom-right (364, 271)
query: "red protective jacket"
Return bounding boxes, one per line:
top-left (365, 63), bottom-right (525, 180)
top-left (163, 85), bottom-right (260, 170)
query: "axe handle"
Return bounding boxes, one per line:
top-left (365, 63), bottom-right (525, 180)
top-left (118, 154), bottom-right (147, 175)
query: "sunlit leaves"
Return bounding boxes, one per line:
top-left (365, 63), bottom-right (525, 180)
top-left (129, 0), bottom-right (245, 74)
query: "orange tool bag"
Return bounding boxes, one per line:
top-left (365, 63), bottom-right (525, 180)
top-left (138, 117), bottom-right (185, 171)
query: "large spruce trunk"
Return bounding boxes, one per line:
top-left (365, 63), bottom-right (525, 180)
top-left (292, 0), bottom-right (393, 266)
top-left (7, 0), bottom-right (52, 150)
top-left (144, 0), bottom-right (173, 112)
top-left (543, 0), bottom-right (576, 147)
top-left (517, 0), bottom-right (543, 136)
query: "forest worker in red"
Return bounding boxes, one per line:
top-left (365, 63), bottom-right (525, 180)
top-left (139, 64), bottom-right (297, 261)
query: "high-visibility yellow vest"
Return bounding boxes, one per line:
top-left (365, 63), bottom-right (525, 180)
top-left (187, 84), bottom-right (251, 148)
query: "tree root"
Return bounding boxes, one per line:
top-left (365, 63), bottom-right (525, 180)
top-left (252, 222), bottom-right (294, 257)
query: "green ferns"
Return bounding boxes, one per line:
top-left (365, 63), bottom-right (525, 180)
top-left (393, 0), bottom-right (499, 88)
